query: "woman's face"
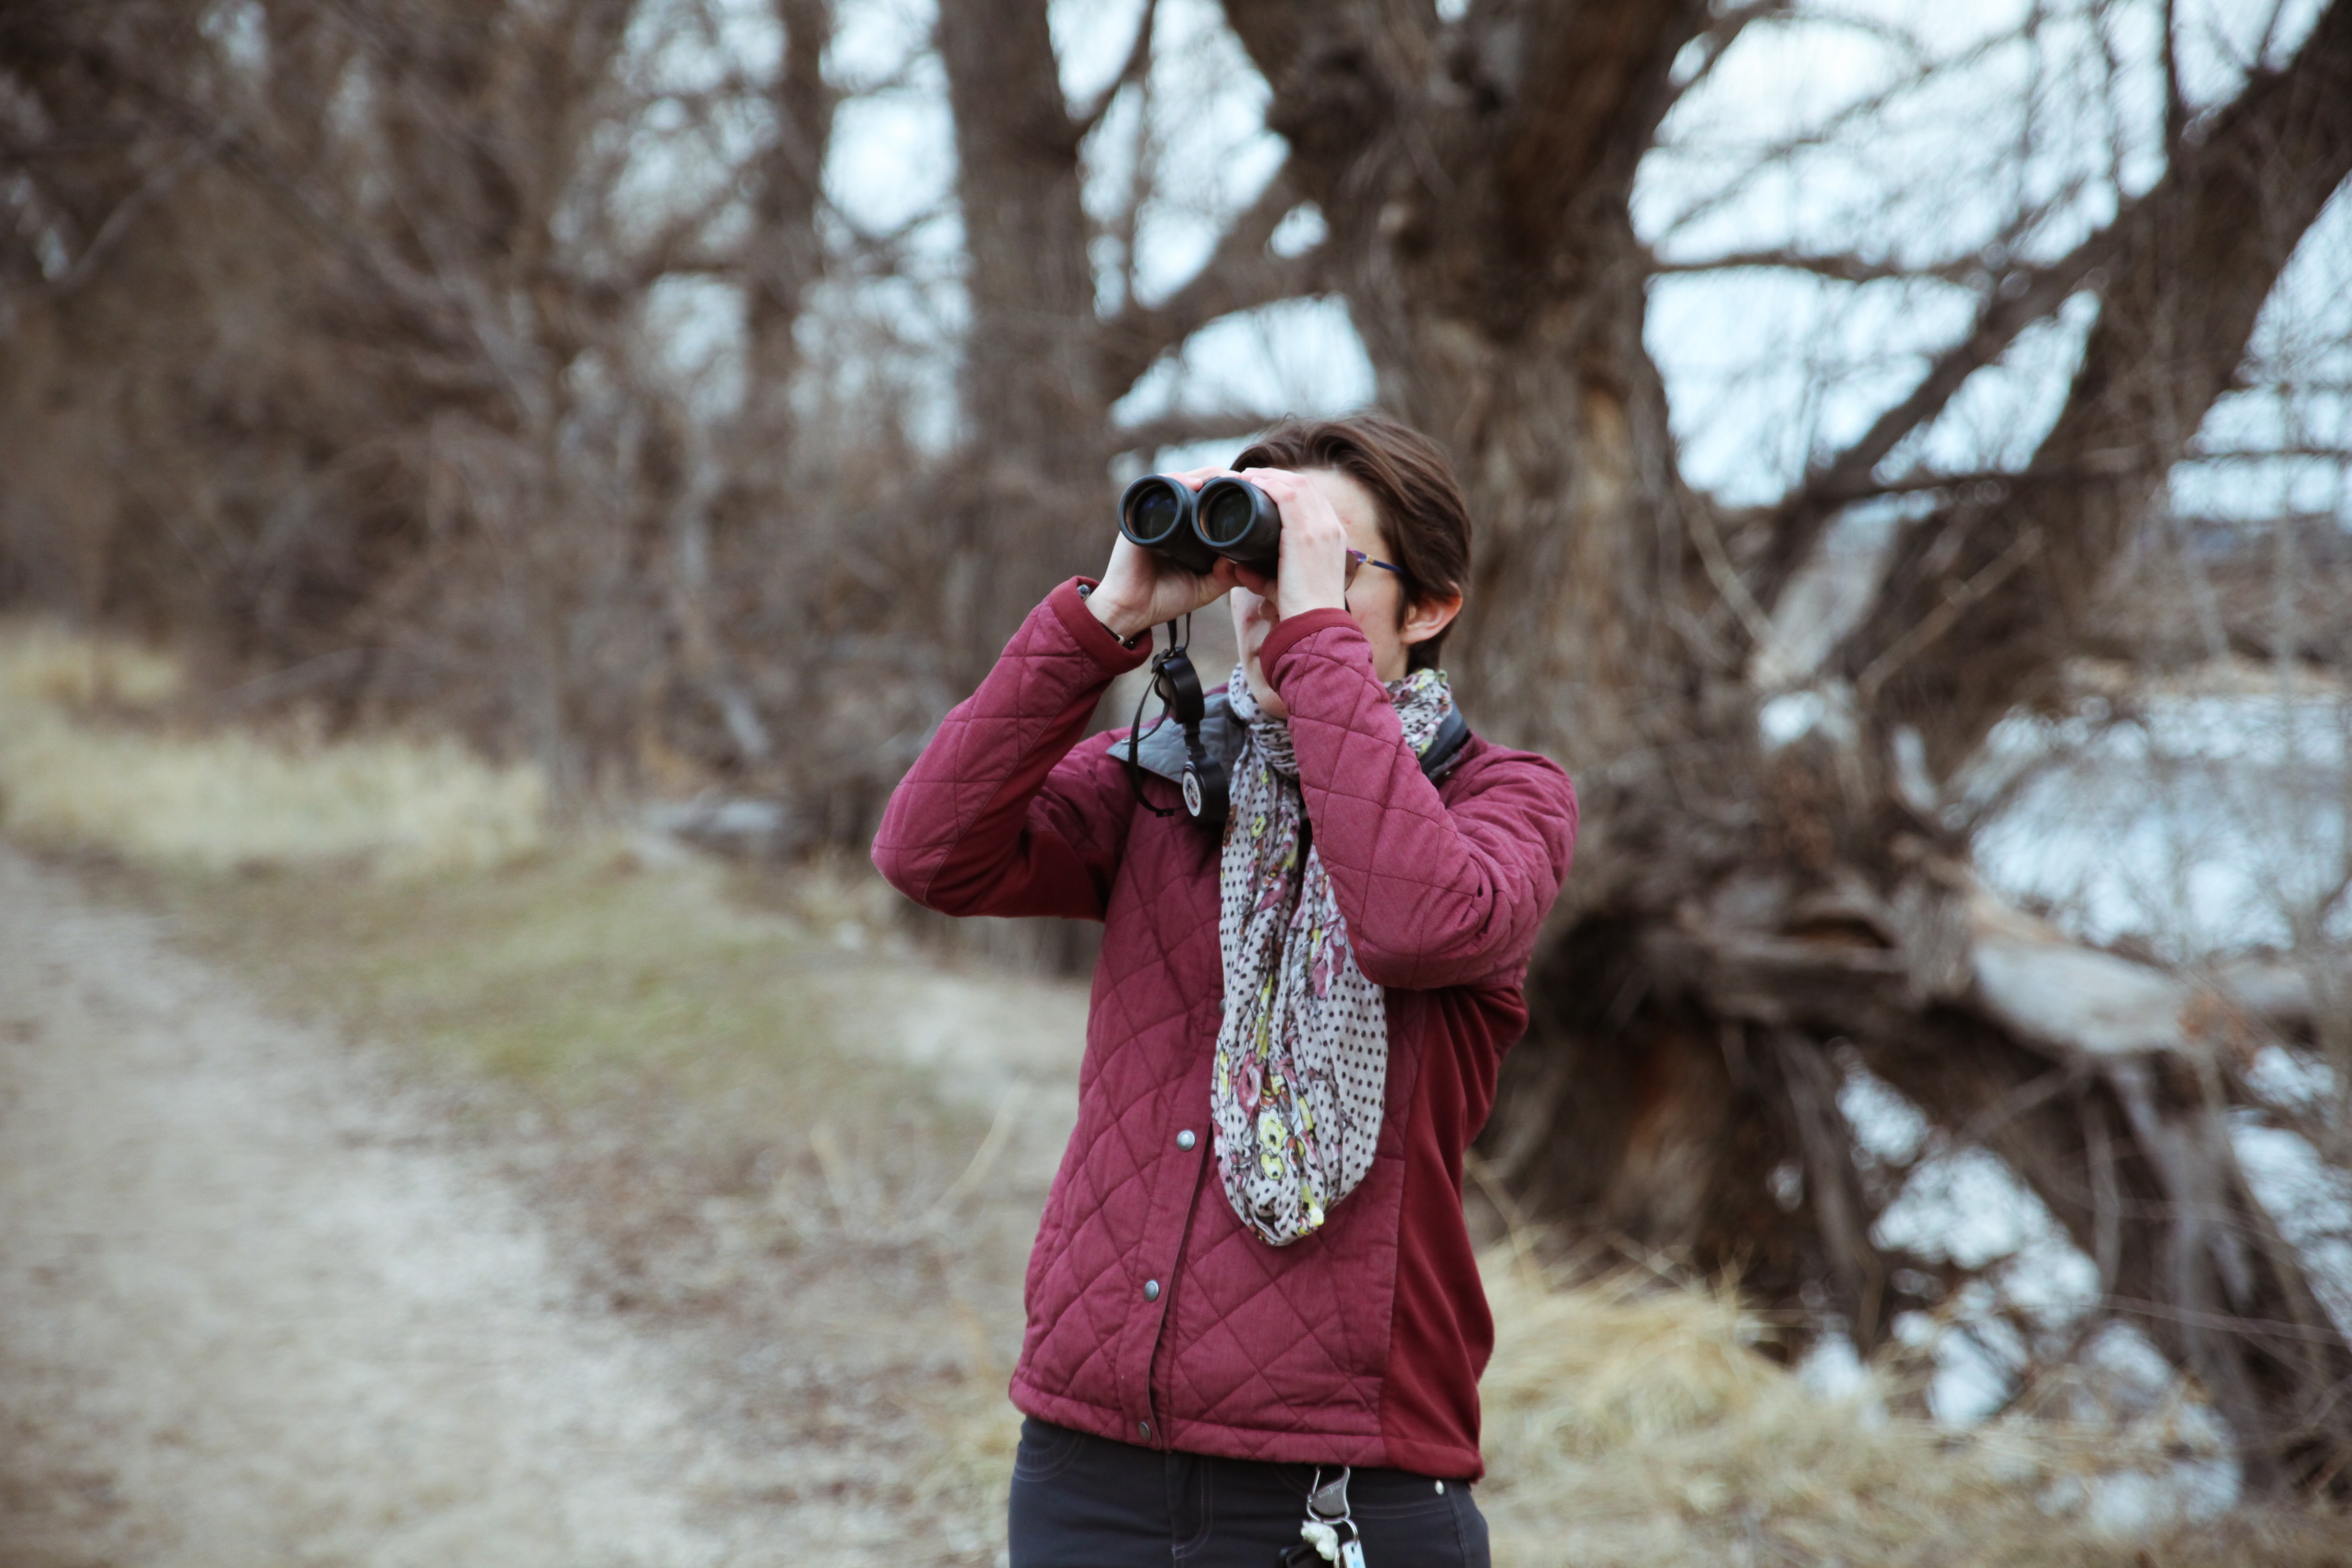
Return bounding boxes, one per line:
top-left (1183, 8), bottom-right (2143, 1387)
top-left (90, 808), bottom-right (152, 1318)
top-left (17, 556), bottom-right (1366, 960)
top-left (1228, 468), bottom-right (1420, 719)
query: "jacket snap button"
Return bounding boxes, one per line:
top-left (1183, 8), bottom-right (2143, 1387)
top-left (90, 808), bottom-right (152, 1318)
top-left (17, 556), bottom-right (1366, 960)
top-left (1137, 1419), bottom-right (1153, 1441)
top-left (1436, 1480), bottom-right (1447, 1495)
top-left (1143, 1279), bottom-right (1161, 1301)
top-left (1176, 1130), bottom-right (1196, 1150)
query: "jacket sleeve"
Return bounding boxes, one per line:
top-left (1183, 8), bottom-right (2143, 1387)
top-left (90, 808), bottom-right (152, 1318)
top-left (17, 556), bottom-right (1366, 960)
top-left (1260, 611), bottom-right (1578, 991)
top-left (871, 580), bottom-right (1151, 921)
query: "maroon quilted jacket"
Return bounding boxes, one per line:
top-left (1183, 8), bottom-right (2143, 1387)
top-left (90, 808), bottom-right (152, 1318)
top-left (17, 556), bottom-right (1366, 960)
top-left (872, 580), bottom-right (1577, 1480)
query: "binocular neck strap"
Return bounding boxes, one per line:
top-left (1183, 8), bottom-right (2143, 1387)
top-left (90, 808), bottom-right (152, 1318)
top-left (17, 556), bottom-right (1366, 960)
top-left (1123, 621), bottom-right (1190, 820)
top-left (1121, 617), bottom-right (1227, 826)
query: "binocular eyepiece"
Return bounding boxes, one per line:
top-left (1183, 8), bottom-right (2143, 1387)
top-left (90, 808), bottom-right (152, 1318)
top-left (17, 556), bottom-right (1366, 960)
top-left (1118, 474), bottom-right (1282, 576)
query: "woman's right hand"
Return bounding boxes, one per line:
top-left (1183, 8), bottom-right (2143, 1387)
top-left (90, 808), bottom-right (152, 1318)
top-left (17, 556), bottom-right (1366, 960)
top-left (1086, 469), bottom-right (1239, 640)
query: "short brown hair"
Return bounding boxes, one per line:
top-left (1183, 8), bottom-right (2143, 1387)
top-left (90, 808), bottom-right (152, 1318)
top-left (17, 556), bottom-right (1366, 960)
top-left (1231, 413), bottom-right (1471, 672)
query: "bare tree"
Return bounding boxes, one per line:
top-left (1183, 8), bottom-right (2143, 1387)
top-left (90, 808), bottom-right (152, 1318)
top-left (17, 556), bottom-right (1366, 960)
top-left (0, 0), bottom-right (845, 800)
top-left (930, 0), bottom-right (1326, 673)
top-left (1217, 0), bottom-right (2352, 1490)
top-left (925, 0), bottom-right (2352, 1488)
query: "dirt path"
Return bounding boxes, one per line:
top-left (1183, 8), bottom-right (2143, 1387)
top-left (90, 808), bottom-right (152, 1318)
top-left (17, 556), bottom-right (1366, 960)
top-left (0, 846), bottom-right (1045, 1568)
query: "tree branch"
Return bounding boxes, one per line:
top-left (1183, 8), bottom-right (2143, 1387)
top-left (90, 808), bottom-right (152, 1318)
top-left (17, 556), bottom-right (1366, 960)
top-left (1096, 165), bottom-right (1323, 398)
top-left (1659, 877), bottom-right (2352, 1486)
top-left (1834, 0), bottom-right (2352, 779)
top-left (30, 125), bottom-right (223, 302)
top-left (1656, 0), bottom-right (1790, 116)
top-left (1650, 25), bottom-right (2014, 252)
top-left (1110, 408), bottom-right (1287, 453)
top-left (1070, 0), bottom-right (1157, 140)
top-left (1647, 245), bottom-right (1985, 286)
top-left (1752, 229), bottom-right (2120, 616)
top-left (1214, 0), bottom-right (1339, 105)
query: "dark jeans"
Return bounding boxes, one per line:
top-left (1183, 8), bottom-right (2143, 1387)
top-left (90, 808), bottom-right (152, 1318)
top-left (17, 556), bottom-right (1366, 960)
top-left (1007, 1418), bottom-right (1491, 1568)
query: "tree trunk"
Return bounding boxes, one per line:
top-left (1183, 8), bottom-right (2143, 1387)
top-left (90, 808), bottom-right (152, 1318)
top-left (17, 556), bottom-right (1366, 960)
top-left (1222, 0), bottom-right (1734, 888)
top-left (937, 0), bottom-right (1112, 670)
top-left (741, 0), bottom-right (837, 460)
top-left (1224, 0), bottom-right (2352, 1488)
top-left (683, 0), bottom-right (841, 774)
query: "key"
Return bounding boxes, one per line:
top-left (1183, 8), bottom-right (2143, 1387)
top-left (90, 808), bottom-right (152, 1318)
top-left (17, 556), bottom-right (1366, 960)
top-left (1289, 1519), bottom-right (1364, 1566)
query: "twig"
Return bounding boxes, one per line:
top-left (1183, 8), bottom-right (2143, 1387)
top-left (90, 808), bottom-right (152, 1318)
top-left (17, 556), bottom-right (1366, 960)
top-left (37, 127), bottom-right (227, 303)
top-left (1070, 0), bottom-right (1159, 139)
top-left (1854, 524), bottom-right (2045, 703)
top-left (1648, 246), bottom-right (1982, 285)
top-left (1684, 498), bottom-right (1785, 673)
top-left (917, 1083), bottom-right (1029, 1228)
top-left (1462, 1150), bottom-right (1539, 1279)
top-left (2103, 1295), bottom-right (2352, 1349)
top-left (1112, 410), bottom-right (1289, 454)
top-left (1952, 1068), bottom-right (2077, 1151)
top-left (807, 1120), bottom-right (864, 1230)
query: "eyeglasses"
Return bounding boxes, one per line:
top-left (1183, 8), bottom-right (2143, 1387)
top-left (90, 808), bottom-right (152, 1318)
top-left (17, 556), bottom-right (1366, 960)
top-left (1344, 549), bottom-right (1403, 590)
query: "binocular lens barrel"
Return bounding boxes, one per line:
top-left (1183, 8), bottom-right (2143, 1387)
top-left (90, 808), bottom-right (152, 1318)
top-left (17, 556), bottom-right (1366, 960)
top-left (1193, 478), bottom-right (1280, 573)
top-left (1117, 474), bottom-right (1282, 576)
top-left (1118, 475), bottom-right (1220, 575)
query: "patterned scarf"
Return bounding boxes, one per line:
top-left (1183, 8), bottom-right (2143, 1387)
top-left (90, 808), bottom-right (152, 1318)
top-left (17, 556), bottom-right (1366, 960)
top-left (1211, 662), bottom-right (1456, 1246)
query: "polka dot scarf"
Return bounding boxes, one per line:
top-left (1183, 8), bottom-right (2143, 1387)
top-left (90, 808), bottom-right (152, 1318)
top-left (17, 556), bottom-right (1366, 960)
top-left (1211, 663), bottom-right (1456, 1246)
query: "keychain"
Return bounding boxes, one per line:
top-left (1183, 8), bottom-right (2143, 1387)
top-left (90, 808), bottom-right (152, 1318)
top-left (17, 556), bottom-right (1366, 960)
top-left (1277, 1467), bottom-right (1367, 1568)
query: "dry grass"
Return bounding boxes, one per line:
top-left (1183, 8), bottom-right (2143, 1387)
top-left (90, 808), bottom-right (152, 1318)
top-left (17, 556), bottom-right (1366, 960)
top-left (5, 617), bottom-right (2346, 1565)
top-left (0, 619), bottom-right (544, 875)
top-left (1477, 1254), bottom-right (2347, 1566)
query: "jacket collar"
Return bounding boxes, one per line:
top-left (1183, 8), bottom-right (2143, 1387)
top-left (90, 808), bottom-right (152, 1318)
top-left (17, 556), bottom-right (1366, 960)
top-left (1128, 689), bottom-right (1472, 789)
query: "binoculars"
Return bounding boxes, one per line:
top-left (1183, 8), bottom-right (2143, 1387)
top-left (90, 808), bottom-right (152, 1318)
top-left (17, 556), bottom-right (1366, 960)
top-left (1118, 474), bottom-right (1281, 575)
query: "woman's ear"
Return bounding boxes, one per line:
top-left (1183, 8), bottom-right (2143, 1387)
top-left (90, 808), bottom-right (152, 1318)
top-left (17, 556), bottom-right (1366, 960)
top-left (1399, 590), bottom-right (1463, 650)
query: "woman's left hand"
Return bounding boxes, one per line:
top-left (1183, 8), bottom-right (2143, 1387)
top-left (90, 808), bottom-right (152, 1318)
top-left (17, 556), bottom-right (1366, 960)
top-left (1231, 467), bottom-right (1351, 620)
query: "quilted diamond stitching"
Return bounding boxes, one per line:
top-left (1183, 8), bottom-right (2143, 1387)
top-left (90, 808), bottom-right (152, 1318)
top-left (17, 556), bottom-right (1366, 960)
top-left (879, 593), bottom-right (1576, 1471)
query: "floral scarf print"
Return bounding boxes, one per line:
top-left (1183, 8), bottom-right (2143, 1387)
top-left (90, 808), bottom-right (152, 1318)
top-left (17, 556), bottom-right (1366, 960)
top-left (1211, 662), bottom-right (1456, 1246)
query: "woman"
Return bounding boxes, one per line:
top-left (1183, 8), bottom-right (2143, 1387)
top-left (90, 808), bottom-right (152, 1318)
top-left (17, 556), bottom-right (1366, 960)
top-left (873, 414), bottom-right (1577, 1567)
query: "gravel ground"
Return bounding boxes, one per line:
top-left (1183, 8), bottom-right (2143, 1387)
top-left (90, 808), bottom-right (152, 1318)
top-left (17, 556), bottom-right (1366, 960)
top-left (0, 846), bottom-right (1083, 1568)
